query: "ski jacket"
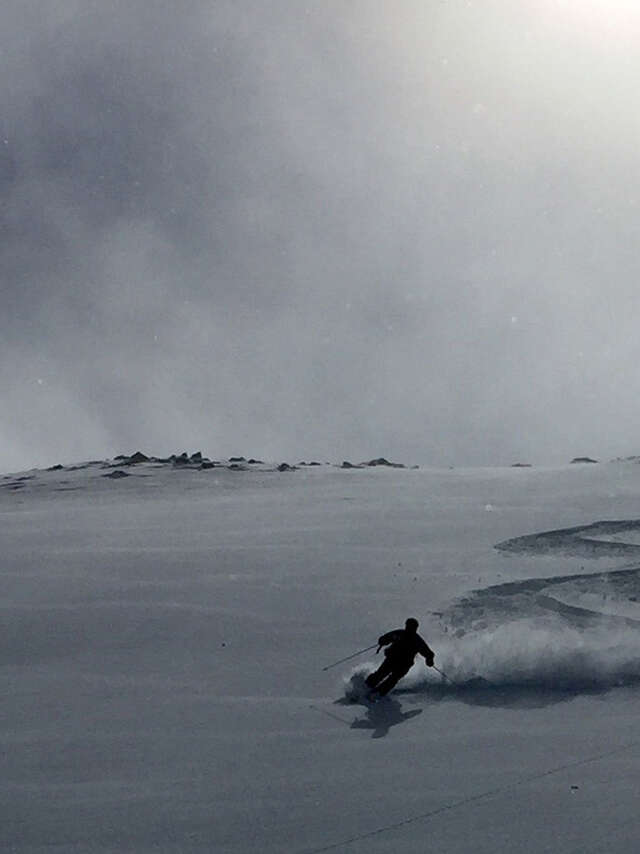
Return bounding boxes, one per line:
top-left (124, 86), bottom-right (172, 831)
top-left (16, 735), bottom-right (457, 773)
top-left (378, 628), bottom-right (433, 665)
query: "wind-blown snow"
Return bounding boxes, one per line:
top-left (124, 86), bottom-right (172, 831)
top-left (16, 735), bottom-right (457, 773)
top-left (408, 622), bottom-right (640, 692)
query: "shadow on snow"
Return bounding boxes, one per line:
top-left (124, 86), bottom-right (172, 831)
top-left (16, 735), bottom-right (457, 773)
top-left (394, 672), bottom-right (640, 710)
top-left (335, 696), bottom-right (423, 738)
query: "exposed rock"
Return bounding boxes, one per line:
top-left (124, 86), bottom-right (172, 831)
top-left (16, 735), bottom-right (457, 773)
top-left (200, 461), bottom-right (218, 470)
top-left (190, 452), bottom-right (202, 462)
top-left (229, 456), bottom-right (246, 463)
top-left (47, 464), bottom-right (64, 471)
top-left (365, 457), bottom-right (405, 468)
top-left (277, 463), bottom-right (296, 472)
top-left (341, 461), bottom-right (362, 469)
top-left (128, 451), bottom-right (150, 464)
top-left (570, 457), bottom-right (598, 464)
top-left (103, 470), bottom-right (129, 479)
top-left (173, 453), bottom-right (190, 466)
top-left (248, 459), bottom-right (264, 465)
top-left (511, 463), bottom-right (532, 468)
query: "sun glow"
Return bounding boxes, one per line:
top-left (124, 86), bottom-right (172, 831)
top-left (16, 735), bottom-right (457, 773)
top-left (541, 0), bottom-right (640, 39)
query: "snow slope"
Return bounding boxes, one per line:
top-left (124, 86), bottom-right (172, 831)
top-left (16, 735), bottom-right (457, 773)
top-left (2, 457), bottom-right (640, 852)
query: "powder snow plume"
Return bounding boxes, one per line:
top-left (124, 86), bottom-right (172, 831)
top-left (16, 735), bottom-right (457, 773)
top-left (406, 621), bottom-right (640, 693)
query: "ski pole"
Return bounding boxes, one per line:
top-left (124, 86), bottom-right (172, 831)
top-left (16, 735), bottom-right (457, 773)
top-left (433, 665), bottom-right (457, 685)
top-left (321, 644), bottom-right (378, 671)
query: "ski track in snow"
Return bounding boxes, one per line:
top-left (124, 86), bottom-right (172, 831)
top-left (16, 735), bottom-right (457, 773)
top-left (414, 519), bottom-right (640, 699)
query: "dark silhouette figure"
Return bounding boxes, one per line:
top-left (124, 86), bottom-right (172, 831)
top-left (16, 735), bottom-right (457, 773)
top-left (365, 617), bottom-right (434, 697)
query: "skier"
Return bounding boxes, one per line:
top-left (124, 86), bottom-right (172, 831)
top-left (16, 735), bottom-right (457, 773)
top-left (365, 617), bottom-right (434, 698)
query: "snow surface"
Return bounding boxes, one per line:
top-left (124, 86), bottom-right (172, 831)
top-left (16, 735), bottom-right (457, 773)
top-left (3, 458), bottom-right (640, 852)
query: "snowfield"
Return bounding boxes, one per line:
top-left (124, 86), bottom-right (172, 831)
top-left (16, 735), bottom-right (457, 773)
top-left (3, 457), bottom-right (640, 852)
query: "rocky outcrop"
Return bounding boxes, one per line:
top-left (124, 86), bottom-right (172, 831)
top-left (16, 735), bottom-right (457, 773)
top-left (365, 457), bottom-right (405, 468)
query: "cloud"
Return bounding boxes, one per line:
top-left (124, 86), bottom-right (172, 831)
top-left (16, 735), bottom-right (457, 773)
top-left (2, 1), bottom-right (640, 471)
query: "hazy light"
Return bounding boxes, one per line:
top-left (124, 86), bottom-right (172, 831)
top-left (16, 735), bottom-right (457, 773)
top-left (541, 0), bottom-right (640, 37)
top-left (2, 2), bottom-right (640, 472)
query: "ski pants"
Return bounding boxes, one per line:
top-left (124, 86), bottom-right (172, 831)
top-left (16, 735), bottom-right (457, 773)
top-left (365, 658), bottom-right (413, 696)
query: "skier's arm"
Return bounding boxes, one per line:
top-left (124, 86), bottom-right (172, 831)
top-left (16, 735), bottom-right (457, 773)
top-left (417, 635), bottom-right (435, 666)
top-left (377, 629), bottom-right (402, 649)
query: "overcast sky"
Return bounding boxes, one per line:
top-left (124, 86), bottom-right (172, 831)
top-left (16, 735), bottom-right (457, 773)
top-left (2, 0), bottom-right (640, 471)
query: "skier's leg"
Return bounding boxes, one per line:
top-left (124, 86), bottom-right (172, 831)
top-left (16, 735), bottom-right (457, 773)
top-left (375, 672), bottom-right (400, 696)
top-left (366, 659), bottom-right (393, 690)
top-left (375, 663), bottom-right (412, 696)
